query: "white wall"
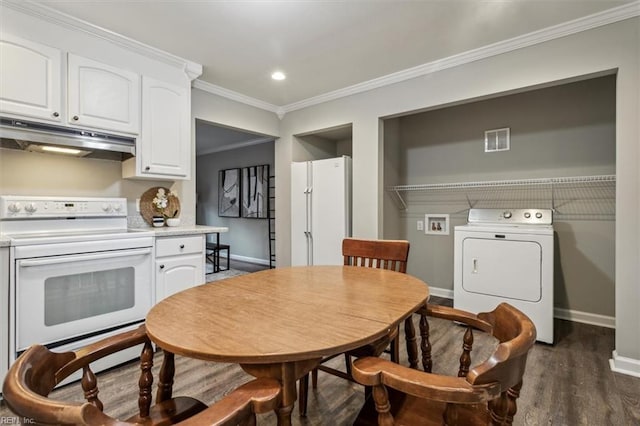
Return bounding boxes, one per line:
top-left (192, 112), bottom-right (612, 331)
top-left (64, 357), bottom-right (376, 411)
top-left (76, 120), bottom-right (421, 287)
top-left (276, 18), bottom-right (639, 374)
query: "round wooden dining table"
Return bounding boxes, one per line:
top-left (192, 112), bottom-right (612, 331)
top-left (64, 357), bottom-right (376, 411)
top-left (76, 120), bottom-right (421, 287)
top-left (145, 265), bottom-right (429, 425)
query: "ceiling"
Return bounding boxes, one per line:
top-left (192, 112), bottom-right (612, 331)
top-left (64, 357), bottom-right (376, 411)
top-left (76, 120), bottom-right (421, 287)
top-left (195, 120), bottom-right (274, 156)
top-left (27, 0), bottom-right (635, 108)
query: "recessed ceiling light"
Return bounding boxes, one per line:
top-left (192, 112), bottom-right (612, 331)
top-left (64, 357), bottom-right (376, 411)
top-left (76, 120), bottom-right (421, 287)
top-left (271, 71), bottom-right (286, 81)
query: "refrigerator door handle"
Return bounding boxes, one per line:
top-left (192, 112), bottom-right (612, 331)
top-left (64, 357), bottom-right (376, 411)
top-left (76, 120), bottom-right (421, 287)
top-left (307, 186), bottom-right (313, 265)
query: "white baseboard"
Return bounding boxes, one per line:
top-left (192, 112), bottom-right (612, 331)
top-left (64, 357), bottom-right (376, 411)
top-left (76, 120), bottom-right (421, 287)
top-left (428, 287), bottom-right (454, 299)
top-left (229, 254), bottom-right (270, 266)
top-left (429, 289), bottom-right (615, 329)
top-left (610, 350), bottom-right (640, 378)
top-left (554, 307), bottom-right (615, 329)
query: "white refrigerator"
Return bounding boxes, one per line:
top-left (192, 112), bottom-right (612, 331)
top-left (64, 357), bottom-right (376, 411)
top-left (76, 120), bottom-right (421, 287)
top-left (291, 156), bottom-right (352, 266)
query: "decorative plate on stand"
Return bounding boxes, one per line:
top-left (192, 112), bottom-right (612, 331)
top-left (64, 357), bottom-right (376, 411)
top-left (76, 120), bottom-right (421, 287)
top-left (140, 187), bottom-right (181, 226)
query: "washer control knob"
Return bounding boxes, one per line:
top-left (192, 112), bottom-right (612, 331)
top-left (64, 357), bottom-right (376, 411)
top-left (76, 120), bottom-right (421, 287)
top-left (113, 203), bottom-right (122, 212)
top-left (535, 212), bottom-right (543, 219)
top-left (524, 212), bottom-right (531, 218)
top-left (503, 211), bottom-right (512, 219)
top-left (101, 203), bottom-right (112, 212)
top-left (24, 202), bottom-right (38, 213)
top-left (7, 202), bottom-right (21, 213)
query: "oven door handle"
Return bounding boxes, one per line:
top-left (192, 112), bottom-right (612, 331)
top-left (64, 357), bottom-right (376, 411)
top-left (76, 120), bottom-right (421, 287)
top-left (18, 248), bottom-right (153, 267)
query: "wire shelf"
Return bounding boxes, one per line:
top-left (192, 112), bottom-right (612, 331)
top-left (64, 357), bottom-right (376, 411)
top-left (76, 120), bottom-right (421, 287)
top-left (387, 175), bottom-right (616, 220)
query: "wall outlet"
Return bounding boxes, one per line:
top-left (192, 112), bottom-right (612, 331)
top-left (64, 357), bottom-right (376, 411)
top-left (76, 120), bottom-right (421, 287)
top-left (417, 220), bottom-right (424, 231)
top-left (136, 198), bottom-right (140, 212)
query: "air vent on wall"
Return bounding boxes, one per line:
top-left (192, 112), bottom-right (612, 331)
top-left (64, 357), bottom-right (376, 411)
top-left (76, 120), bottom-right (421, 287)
top-left (484, 127), bottom-right (510, 152)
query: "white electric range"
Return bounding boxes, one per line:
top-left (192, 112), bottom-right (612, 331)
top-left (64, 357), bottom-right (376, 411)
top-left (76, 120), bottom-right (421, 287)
top-left (0, 195), bottom-right (154, 392)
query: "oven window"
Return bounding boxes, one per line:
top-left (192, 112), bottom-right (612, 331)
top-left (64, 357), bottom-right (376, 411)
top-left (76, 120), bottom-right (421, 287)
top-left (44, 267), bottom-right (135, 326)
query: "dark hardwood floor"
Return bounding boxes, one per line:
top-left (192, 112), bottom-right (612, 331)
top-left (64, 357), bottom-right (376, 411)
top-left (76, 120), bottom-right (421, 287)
top-left (1, 294), bottom-right (638, 425)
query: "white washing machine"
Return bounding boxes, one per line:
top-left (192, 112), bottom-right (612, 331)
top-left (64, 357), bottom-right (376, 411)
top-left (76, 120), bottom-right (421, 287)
top-left (454, 208), bottom-right (554, 344)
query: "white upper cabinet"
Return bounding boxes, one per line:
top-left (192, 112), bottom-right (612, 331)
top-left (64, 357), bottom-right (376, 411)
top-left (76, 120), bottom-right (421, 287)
top-left (1, 26), bottom-right (196, 180)
top-left (0, 34), bottom-right (62, 122)
top-left (123, 76), bottom-right (189, 180)
top-left (67, 54), bottom-right (140, 134)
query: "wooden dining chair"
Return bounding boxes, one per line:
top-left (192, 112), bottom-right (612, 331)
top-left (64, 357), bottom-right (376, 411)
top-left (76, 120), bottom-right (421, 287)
top-left (298, 237), bottom-right (411, 416)
top-left (3, 324), bottom-right (281, 426)
top-left (351, 302), bottom-right (537, 425)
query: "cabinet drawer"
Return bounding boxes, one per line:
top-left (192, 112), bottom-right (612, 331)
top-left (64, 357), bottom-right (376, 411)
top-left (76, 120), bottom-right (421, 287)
top-left (156, 235), bottom-right (203, 257)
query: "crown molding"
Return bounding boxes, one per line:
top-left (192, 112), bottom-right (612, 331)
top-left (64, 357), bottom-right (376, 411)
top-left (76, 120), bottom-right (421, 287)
top-left (193, 0), bottom-right (639, 115)
top-left (1, 0), bottom-right (203, 80)
top-left (196, 136), bottom-right (274, 156)
top-left (280, 0), bottom-right (640, 114)
top-left (8, 0), bottom-right (636, 114)
top-left (192, 79), bottom-right (281, 114)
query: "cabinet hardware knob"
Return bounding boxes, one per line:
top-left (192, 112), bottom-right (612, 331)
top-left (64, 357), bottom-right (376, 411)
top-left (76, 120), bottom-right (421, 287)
top-left (52, 112), bottom-right (59, 117)
top-left (159, 264), bottom-right (165, 269)
top-left (179, 244), bottom-right (185, 249)
top-left (72, 115), bottom-right (79, 121)
top-left (145, 166), bottom-right (150, 171)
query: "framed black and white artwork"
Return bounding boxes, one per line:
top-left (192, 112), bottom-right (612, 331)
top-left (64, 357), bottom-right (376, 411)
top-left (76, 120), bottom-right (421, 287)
top-left (241, 165), bottom-right (269, 219)
top-left (218, 168), bottom-right (240, 217)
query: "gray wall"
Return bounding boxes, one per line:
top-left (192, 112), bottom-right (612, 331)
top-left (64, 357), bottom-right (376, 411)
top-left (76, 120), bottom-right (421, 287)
top-left (292, 135), bottom-right (353, 162)
top-left (195, 142), bottom-right (275, 263)
top-left (387, 75), bottom-right (616, 317)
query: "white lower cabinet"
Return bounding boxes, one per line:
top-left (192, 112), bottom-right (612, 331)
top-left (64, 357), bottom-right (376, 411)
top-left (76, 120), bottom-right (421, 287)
top-left (155, 235), bottom-right (205, 303)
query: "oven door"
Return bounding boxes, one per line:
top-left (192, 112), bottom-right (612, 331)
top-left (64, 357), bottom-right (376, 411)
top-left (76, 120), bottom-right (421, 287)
top-left (15, 247), bottom-right (152, 351)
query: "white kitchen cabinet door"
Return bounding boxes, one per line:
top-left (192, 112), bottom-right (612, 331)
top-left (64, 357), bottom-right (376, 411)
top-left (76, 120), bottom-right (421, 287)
top-left (137, 76), bottom-right (190, 179)
top-left (155, 254), bottom-right (204, 302)
top-left (0, 34), bottom-right (62, 122)
top-left (67, 53), bottom-right (140, 134)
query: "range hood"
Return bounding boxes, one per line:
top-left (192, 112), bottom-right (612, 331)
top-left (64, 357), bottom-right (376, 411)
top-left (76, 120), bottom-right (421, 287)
top-left (0, 117), bottom-right (135, 161)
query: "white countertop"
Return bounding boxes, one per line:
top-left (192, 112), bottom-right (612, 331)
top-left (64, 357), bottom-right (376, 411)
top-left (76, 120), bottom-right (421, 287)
top-left (133, 225), bottom-right (228, 237)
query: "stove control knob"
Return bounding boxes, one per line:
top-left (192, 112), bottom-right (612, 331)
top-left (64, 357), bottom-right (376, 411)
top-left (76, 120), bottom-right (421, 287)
top-left (101, 203), bottom-right (112, 212)
top-left (524, 212), bottom-right (531, 218)
top-left (113, 203), bottom-right (122, 212)
top-left (503, 211), bottom-right (512, 219)
top-left (7, 202), bottom-right (21, 213)
top-left (24, 203), bottom-right (37, 213)
top-left (535, 212), bottom-right (543, 219)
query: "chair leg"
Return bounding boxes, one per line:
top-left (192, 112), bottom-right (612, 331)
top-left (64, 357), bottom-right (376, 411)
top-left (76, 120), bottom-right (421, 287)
top-left (405, 315), bottom-right (418, 369)
top-left (390, 335), bottom-right (400, 363)
top-left (298, 374), bottom-right (309, 417)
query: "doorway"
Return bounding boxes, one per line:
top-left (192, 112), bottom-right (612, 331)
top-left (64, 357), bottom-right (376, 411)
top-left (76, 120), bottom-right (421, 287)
top-left (195, 119), bottom-right (275, 275)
